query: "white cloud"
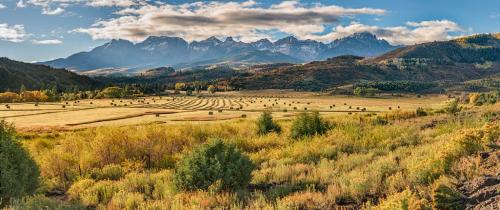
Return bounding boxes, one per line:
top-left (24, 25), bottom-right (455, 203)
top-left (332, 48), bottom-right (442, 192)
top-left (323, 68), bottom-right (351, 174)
top-left (42, 7), bottom-right (64, 15)
top-left (305, 20), bottom-right (463, 45)
top-left (17, 0), bottom-right (463, 45)
top-left (0, 23), bottom-right (27, 42)
top-left (17, 0), bottom-right (143, 15)
top-left (87, 0), bottom-right (141, 7)
top-left (32, 39), bottom-right (63, 44)
top-left (17, 0), bottom-right (27, 8)
top-left (74, 0), bottom-right (386, 42)
top-left (0, 3), bottom-right (6, 9)
top-left (20, 0), bottom-right (142, 8)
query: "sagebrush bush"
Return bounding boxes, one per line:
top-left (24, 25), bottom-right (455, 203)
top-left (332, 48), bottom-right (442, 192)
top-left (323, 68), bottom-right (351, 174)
top-left (0, 121), bottom-right (40, 207)
top-left (8, 195), bottom-right (84, 210)
top-left (290, 112), bottom-right (330, 139)
top-left (256, 111), bottom-right (281, 135)
top-left (432, 178), bottom-right (465, 210)
top-left (444, 99), bottom-right (461, 114)
top-left (88, 164), bottom-right (125, 181)
top-left (372, 116), bottom-right (389, 125)
top-left (416, 107), bottom-right (427, 116)
top-left (173, 139), bottom-right (255, 191)
top-left (371, 189), bottom-right (429, 210)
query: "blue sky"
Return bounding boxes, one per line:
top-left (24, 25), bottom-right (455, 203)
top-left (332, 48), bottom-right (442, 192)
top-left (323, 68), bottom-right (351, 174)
top-left (0, 0), bottom-right (498, 62)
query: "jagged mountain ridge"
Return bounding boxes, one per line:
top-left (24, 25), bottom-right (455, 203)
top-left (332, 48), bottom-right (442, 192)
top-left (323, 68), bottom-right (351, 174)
top-left (228, 33), bottom-right (500, 90)
top-left (42, 32), bottom-right (399, 72)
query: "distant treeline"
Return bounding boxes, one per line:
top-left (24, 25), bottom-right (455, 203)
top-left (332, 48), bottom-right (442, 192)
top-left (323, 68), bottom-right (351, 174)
top-left (354, 81), bottom-right (437, 93)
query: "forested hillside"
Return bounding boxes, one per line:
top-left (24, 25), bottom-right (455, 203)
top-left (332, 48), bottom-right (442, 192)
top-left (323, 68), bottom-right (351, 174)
top-left (0, 57), bottom-right (101, 92)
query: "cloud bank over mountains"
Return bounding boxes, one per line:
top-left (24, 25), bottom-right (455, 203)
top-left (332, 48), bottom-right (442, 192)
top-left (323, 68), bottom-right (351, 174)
top-left (9, 0), bottom-right (464, 46)
top-left (73, 1), bottom-right (462, 45)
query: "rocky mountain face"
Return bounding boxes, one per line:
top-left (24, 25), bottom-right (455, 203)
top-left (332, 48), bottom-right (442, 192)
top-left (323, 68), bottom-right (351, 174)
top-left (42, 32), bottom-right (399, 72)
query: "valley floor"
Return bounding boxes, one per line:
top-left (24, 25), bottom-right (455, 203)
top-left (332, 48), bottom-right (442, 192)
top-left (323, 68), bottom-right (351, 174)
top-left (0, 91), bottom-right (447, 132)
top-left (4, 92), bottom-right (499, 209)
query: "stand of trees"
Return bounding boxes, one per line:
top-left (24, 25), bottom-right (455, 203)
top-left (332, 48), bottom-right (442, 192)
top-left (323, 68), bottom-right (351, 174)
top-left (355, 81), bottom-right (437, 93)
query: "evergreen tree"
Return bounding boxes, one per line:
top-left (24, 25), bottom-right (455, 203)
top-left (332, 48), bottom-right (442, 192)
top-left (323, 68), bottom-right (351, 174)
top-left (0, 121), bottom-right (40, 207)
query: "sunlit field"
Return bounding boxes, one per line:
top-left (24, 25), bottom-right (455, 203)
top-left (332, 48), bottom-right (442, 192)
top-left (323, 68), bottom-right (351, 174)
top-left (0, 91), bottom-right (448, 132)
top-left (2, 90), bottom-right (498, 209)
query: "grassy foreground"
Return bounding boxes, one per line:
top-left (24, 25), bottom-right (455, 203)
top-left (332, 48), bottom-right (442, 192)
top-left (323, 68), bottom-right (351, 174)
top-left (7, 100), bottom-right (500, 209)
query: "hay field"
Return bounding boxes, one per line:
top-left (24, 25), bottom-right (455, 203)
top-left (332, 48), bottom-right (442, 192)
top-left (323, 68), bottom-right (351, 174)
top-left (0, 91), bottom-right (448, 131)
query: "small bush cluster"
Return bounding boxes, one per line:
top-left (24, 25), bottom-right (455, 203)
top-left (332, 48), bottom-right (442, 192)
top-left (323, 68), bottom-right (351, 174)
top-left (444, 99), bottom-right (461, 114)
top-left (416, 107), bottom-right (428, 116)
top-left (354, 87), bottom-right (380, 97)
top-left (0, 91), bottom-right (49, 103)
top-left (432, 178), bottom-right (465, 210)
top-left (468, 91), bottom-right (499, 106)
top-left (256, 111), bottom-right (281, 135)
top-left (290, 112), bottom-right (330, 139)
top-left (88, 164), bottom-right (125, 181)
top-left (173, 139), bottom-right (255, 192)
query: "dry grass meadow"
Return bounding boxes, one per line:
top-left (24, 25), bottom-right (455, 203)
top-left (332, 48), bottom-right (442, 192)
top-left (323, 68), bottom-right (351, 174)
top-left (4, 90), bottom-right (499, 210)
top-left (0, 91), bottom-right (447, 131)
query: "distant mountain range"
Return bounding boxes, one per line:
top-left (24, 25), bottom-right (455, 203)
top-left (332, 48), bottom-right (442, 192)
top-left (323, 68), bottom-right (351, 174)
top-left (103, 33), bottom-right (498, 91)
top-left (41, 32), bottom-right (399, 73)
top-left (229, 33), bottom-right (500, 90)
top-left (3, 33), bottom-right (498, 92)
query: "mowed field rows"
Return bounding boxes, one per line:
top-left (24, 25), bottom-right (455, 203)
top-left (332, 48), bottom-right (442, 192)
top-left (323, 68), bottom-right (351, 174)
top-left (0, 91), bottom-right (449, 131)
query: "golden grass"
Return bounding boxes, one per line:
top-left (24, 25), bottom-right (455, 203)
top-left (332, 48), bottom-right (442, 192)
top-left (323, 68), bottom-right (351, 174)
top-left (0, 92), bottom-right (449, 131)
top-left (13, 100), bottom-right (498, 209)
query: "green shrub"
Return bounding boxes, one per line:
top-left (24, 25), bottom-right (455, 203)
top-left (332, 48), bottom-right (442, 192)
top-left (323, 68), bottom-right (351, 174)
top-left (9, 195), bottom-right (85, 210)
top-left (97, 87), bottom-right (124, 99)
top-left (173, 139), bottom-right (255, 191)
top-left (372, 189), bottom-right (429, 210)
top-left (354, 87), bottom-right (380, 97)
top-left (469, 91), bottom-right (499, 106)
top-left (71, 180), bottom-right (118, 207)
top-left (432, 181), bottom-right (465, 210)
top-left (444, 99), bottom-right (461, 114)
top-left (372, 116), bottom-right (389, 125)
top-left (0, 121), bottom-right (40, 207)
top-left (416, 107), bottom-right (428, 117)
top-left (256, 111), bottom-right (281, 135)
top-left (290, 112), bottom-right (330, 139)
top-left (88, 164), bottom-right (125, 181)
